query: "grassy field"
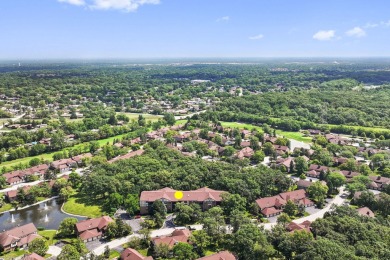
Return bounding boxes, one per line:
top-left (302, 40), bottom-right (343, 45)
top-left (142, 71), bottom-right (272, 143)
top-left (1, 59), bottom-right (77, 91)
top-left (321, 124), bottom-right (390, 133)
top-left (38, 230), bottom-right (58, 245)
top-left (117, 112), bottom-right (162, 122)
top-left (109, 250), bottom-right (121, 259)
top-left (0, 203), bottom-right (13, 213)
top-left (62, 193), bottom-right (103, 218)
top-left (0, 131), bottom-right (132, 169)
top-left (176, 120), bottom-right (313, 143)
top-left (276, 130), bottom-right (312, 143)
top-left (220, 122), bottom-right (262, 131)
top-left (0, 250), bottom-right (26, 260)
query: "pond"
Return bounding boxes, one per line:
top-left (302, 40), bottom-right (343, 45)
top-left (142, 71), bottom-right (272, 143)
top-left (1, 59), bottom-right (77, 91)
top-left (0, 198), bottom-right (86, 231)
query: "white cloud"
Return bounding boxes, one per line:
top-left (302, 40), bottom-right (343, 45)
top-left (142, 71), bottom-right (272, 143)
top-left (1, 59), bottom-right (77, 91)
top-left (91, 0), bottom-right (159, 12)
top-left (216, 16), bottom-right (230, 22)
top-left (58, 0), bottom-right (86, 5)
top-left (313, 30), bottom-right (335, 41)
top-left (382, 20), bottom-right (390, 27)
top-left (249, 34), bottom-right (264, 40)
top-left (346, 27), bottom-right (366, 37)
top-left (58, 0), bottom-right (160, 12)
top-left (364, 22), bottom-right (378, 29)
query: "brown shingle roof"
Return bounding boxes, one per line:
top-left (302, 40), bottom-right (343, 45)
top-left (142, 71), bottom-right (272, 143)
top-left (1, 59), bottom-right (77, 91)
top-left (0, 223), bottom-right (38, 247)
top-left (108, 149), bottom-right (144, 164)
top-left (140, 187), bottom-right (225, 202)
top-left (22, 253), bottom-right (46, 260)
top-left (356, 207), bottom-right (375, 218)
top-left (120, 248), bottom-right (154, 260)
top-left (197, 251), bottom-right (236, 260)
top-left (152, 229), bottom-right (191, 249)
top-left (76, 216), bottom-right (114, 234)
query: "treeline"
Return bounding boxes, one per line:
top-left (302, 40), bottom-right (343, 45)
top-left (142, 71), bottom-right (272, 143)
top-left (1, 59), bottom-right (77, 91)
top-left (80, 141), bottom-right (293, 211)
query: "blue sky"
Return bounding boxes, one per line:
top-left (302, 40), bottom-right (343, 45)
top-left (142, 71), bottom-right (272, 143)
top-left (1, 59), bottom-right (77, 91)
top-left (1, 0), bottom-right (389, 59)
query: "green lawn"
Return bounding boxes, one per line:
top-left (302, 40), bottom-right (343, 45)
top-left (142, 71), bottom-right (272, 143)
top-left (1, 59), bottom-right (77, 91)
top-left (204, 250), bottom-right (217, 256)
top-left (175, 119), bottom-right (187, 125)
top-left (0, 249), bottom-right (26, 260)
top-left (63, 193), bottom-right (103, 218)
top-left (0, 131), bottom-right (132, 169)
top-left (109, 250), bottom-right (121, 259)
top-left (321, 124), bottom-right (390, 133)
top-left (38, 230), bottom-right (58, 245)
top-left (220, 122), bottom-right (262, 131)
top-left (276, 130), bottom-right (312, 143)
top-left (0, 203), bottom-right (13, 213)
top-left (117, 112), bottom-right (162, 122)
top-left (138, 249), bottom-right (149, 256)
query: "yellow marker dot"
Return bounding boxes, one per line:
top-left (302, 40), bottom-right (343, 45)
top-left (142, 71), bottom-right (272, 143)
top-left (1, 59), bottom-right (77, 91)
top-left (174, 191), bottom-right (184, 200)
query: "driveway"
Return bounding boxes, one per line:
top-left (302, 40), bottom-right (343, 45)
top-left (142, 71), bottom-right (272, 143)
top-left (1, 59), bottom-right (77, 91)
top-left (47, 245), bottom-right (62, 257)
top-left (261, 186), bottom-right (348, 230)
top-left (125, 218), bottom-right (144, 233)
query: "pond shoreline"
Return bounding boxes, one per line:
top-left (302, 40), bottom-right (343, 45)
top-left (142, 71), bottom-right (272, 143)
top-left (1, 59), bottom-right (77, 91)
top-left (1, 196), bottom-right (60, 214)
top-left (60, 202), bottom-right (90, 218)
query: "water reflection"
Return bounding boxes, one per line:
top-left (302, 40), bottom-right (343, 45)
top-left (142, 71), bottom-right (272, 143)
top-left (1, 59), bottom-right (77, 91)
top-left (0, 199), bottom-right (85, 231)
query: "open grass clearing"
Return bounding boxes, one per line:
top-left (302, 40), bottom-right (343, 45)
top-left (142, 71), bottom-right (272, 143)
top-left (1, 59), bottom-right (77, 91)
top-left (38, 230), bottom-right (58, 245)
top-left (62, 192), bottom-right (103, 218)
top-left (276, 130), bottom-right (312, 143)
top-left (117, 112), bottom-right (162, 122)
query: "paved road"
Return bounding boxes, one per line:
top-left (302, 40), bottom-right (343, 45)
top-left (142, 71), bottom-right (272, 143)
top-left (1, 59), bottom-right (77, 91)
top-left (0, 113), bottom-right (25, 130)
top-left (91, 224), bottom-right (204, 256)
top-left (261, 186), bottom-right (348, 230)
top-left (174, 110), bottom-right (206, 120)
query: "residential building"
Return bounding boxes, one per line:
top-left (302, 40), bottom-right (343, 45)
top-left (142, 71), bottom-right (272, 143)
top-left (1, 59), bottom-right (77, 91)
top-left (0, 223), bottom-right (40, 251)
top-left (4, 164), bottom-right (48, 185)
top-left (197, 251), bottom-right (236, 260)
top-left (287, 221), bottom-right (311, 233)
top-left (368, 176), bottom-right (390, 190)
top-left (256, 190), bottom-right (314, 218)
top-left (120, 248), bottom-right (153, 260)
top-left (76, 216), bottom-right (114, 242)
top-left (108, 149), bottom-right (145, 164)
top-left (140, 187), bottom-right (225, 215)
top-left (50, 158), bottom-right (77, 173)
top-left (152, 229), bottom-right (191, 249)
top-left (236, 147), bottom-right (254, 159)
top-left (21, 253), bottom-right (45, 260)
top-left (356, 207), bottom-right (375, 218)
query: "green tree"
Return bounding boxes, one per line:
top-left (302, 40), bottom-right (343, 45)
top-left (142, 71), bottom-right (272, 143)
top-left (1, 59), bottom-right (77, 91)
top-left (0, 176), bottom-right (6, 189)
top-left (29, 158), bottom-right (41, 167)
top-left (263, 142), bottom-right (275, 156)
top-left (124, 194), bottom-right (140, 215)
top-left (173, 242), bottom-right (197, 260)
top-left (295, 157), bottom-right (308, 175)
top-left (307, 181), bottom-right (328, 207)
top-left (163, 113), bottom-right (176, 126)
top-left (190, 230), bottom-right (210, 256)
top-left (277, 213), bottom-right (292, 225)
top-left (252, 150), bottom-right (265, 163)
top-left (175, 202), bottom-right (195, 225)
top-left (58, 217), bottom-right (78, 237)
top-left (29, 238), bottom-right (48, 256)
top-left (283, 200), bottom-right (298, 217)
top-left (220, 193), bottom-right (246, 217)
top-left (326, 172), bottom-right (346, 193)
top-left (152, 200), bottom-right (167, 228)
top-left (57, 244), bottom-right (80, 260)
